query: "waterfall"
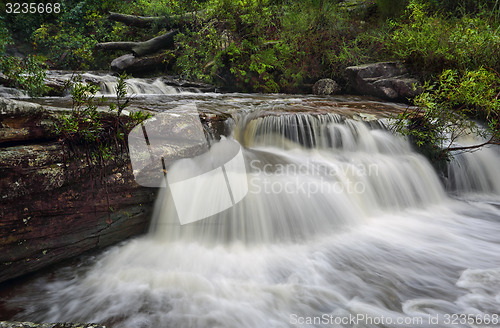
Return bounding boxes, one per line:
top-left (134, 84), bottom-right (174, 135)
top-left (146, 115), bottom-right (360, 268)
top-left (152, 115), bottom-right (445, 245)
top-left (6, 104), bottom-right (500, 328)
top-left (446, 133), bottom-right (500, 198)
top-left (44, 72), bottom-right (181, 96)
top-left (99, 77), bottom-right (179, 96)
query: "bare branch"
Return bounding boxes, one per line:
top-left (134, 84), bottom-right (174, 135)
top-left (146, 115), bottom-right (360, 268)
top-left (447, 136), bottom-right (500, 152)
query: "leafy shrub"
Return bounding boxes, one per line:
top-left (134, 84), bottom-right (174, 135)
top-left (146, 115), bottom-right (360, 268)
top-left (57, 74), bottom-right (151, 162)
top-left (175, 24), bottom-right (224, 83)
top-left (32, 24), bottom-right (99, 69)
top-left (0, 19), bottom-right (12, 54)
top-left (386, 1), bottom-right (500, 78)
top-left (392, 68), bottom-right (500, 161)
top-left (425, 0), bottom-right (499, 17)
top-left (376, 0), bottom-right (409, 19)
top-left (174, 0), bottom-right (383, 92)
top-left (0, 55), bottom-right (48, 96)
top-left (28, 0), bottom-right (134, 70)
top-left (0, 19), bottom-right (47, 96)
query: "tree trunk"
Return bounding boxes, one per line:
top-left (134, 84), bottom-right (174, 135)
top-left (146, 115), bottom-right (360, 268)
top-left (109, 12), bottom-right (169, 28)
top-left (108, 11), bottom-right (207, 29)
top-left (96, 30), bottom-right (178, 57)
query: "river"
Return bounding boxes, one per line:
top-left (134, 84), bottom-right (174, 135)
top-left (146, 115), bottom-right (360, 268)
top-left (2, 74), bottom-right (500, 328)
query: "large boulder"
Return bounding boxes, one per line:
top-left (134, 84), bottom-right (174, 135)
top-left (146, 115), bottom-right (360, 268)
top-left (312, 78), bottom-right (341, 95)
top-left (111, 53), bottom-right (166, 74)
top-left (345, 61), bottom-right (420, 102)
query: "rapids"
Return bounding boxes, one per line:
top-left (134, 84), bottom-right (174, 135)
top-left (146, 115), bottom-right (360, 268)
top-left (3, 75), bottom-right (500, 328)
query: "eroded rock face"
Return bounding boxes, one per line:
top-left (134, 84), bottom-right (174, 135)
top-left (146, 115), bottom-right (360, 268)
top-left (345, 61), bottom-right (420, 102)
top-left (0, 143), bottom-right (158, 283)
top-left (0, 98), bottom-right (154, 283)
top-left (312, 79), bottom-right (341, 95)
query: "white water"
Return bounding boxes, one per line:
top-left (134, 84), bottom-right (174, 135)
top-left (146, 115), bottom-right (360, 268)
top-left (7, 113), bottom-right (500, 328)
top-left (447, 135), bottom-right (500, 199)
top-left (99, 76), bottom-right (178, 96)
top-left (45, 72), bottom-right (180, 96)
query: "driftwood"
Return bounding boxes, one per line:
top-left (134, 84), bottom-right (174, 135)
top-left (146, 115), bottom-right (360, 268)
top-left (96, 30), bottom-right (178, 57)
top-left (108, 11), bottom-right (207, 29)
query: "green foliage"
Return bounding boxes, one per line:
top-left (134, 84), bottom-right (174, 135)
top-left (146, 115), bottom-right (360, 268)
top-left (386, 1), bottom-right (500, 78)
top-left (25, 0), bottom-right (135, 69)
top-left (2, 9), bottom-right (54, 43)
top-left (32, 20), bottom-right (103, 69)
top-left (392, 68), bottom-right (500, 160)
top-left (4, 0), bottom-right (500, 96)
top-left (58, 78), bottom-right (104, 147)
top-left (56, 74), bottom-right (151, 163)
top-left (0, 55), bottom-right (48, 97)
top-left (175, 24), bottom-right (224, 83)
top-left (174, 0), bottom-right (382, 92)
top-left (1, 18), bottom-right (48, 96)
top-left (223, 40), bottom-right (287, 92)
top-left (376, 0), bottom-right (409, 19)
top-left (0, 19), bottom-right (12, 54)
top-left (425, 0), bottom-right (500, 18)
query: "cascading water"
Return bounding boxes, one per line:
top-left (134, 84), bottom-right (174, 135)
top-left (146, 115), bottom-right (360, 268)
top-left (152, 116), bottom-right (445, 245)
top-left (446, 135), bottom-right (500, 198)
top-left (44, 72), bottom-right (181, 96)
top-left (99, 76), bottom-right (179, 96)
top-left (4, 106), bottom-right (500, 327)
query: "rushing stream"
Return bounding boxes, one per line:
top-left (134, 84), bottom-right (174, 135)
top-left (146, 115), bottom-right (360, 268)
top-left (2, 74), bottom-right (500, 328)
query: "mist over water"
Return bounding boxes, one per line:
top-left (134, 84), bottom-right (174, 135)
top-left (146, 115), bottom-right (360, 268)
top-left (5, 90), bottom-right (500, 328)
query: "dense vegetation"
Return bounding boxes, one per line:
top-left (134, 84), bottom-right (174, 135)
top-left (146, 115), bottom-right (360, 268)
top-left (2, 0), bottom-right (500, 159)
top-left (3, 0), bottom-right (499, 89)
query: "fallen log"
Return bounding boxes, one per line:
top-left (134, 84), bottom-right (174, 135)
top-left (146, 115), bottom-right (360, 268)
top-left (109, 12), bottom-right (169, 28)
top-left (95, 41), bottom-right (137, 52)
top-left (108, 11), bottom-right (207, 29)
top-left (96, 30), bottom-right (178, 57)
